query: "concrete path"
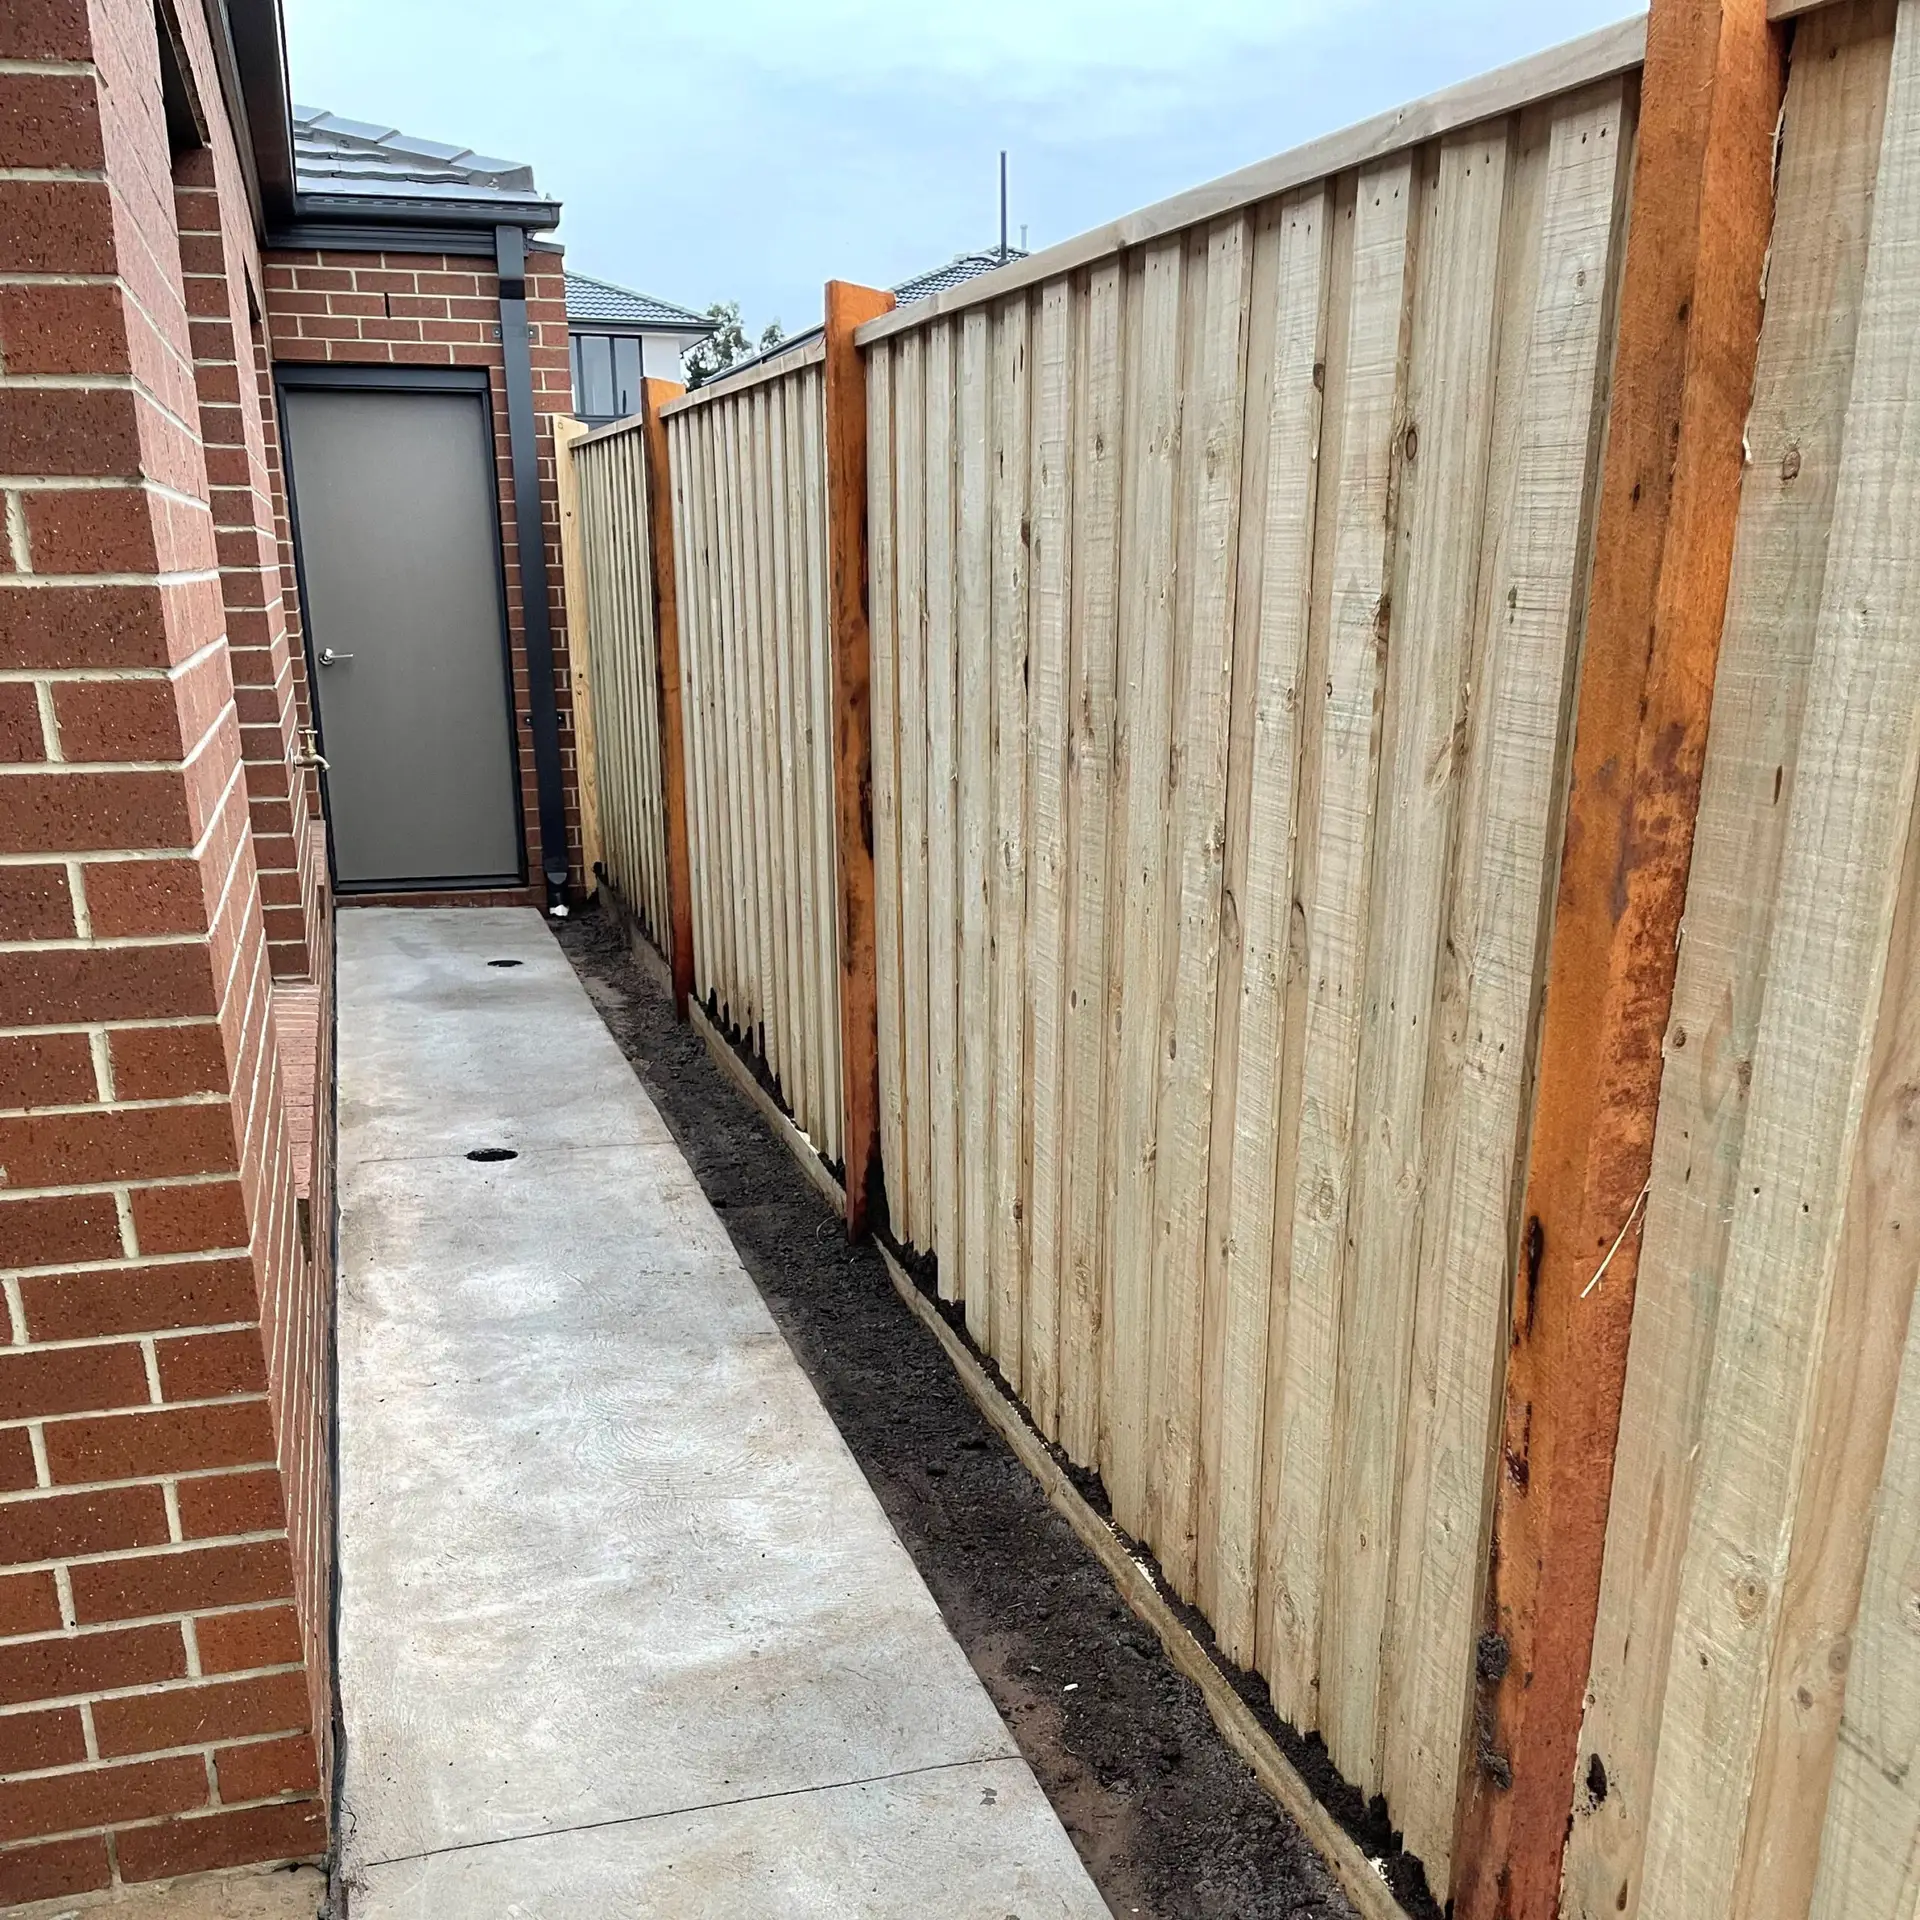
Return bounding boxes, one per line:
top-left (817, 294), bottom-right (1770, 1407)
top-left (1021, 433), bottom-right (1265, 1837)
top-left (334, 909), bottom-right (1106, 1917)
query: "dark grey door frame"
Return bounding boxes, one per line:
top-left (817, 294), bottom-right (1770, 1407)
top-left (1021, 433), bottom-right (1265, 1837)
top-left (275, 360), bottom-right (527, 893)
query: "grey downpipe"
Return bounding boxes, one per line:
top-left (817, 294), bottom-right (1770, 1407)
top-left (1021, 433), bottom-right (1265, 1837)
top-left (494, 223), bottom-right (570, 906)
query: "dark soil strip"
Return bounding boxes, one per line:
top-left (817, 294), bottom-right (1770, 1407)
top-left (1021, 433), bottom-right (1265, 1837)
top-left (558, 903), bottom-right (1430, 1920)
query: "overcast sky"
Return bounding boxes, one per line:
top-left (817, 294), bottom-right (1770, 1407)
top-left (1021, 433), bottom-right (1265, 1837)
top-left (284, 0), bottom-right (1636, 340)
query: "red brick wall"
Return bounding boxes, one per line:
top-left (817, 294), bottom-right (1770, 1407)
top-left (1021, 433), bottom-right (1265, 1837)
top-left (263, 248), bottom-right (583, 899)
top-left (0, 0), bottom-right (333, 1902)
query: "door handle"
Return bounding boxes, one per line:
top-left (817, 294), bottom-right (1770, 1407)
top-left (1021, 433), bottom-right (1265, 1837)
top-left (319, 648), bottom-right (354, 666)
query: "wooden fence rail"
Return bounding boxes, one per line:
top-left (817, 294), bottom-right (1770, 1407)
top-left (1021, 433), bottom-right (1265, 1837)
top-left (562, 0), bottom-right (1920, 1911)
top-left (661, 343), bottom-right (846, 1166)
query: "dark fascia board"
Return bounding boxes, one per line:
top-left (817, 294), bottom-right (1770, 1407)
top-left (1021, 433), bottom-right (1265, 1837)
top-left (219, 0), bottom-right (296, 226)
top-left (292, 191), bottom-right (561, 230)
top-left (265, 220), bottom-right (564, 258)
top-left (566, 319), bottom-right (717, 339)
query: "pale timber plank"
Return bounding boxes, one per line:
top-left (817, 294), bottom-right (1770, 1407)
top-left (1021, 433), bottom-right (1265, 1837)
top-left (896, 331), bottom-right (934, 1247)
top-left (1386, 86), bottom-right (1631, 1889)
top-left (869, 341), bottom-right (908, 1223)
top-left (1105, 238), bottom-right (1186, 1541)
top-left (1261, 157), bottom-right (1414, 1732)
top-left (958, 308), bottom-right (994, 1341)
top-left (1198, 186), bottom-right (1329, 1663)
top-left (744, 392), bottom-right (786, 1091)
top-left (990, 292), bottom-right (1032, 1385)
top-left (1567, 19), bottom-right (1888, 1908)
top-left (1024, 278), bottom-right (1075, 1440)
top-left (1806, 782), bottom-right (1920, 1918)
top-left (925, 319), bottom-right (962, 1289)
top-left (1638, 6), bottom-right (1920, 1905)
top-left (1146, 214), bottom-right (1252, 1603)
top-left (1322, 128), bottom-right (1506, 1797)
top-left (1058, 265), bottom-right (1124, 1465)
top-left (770, 382), bottom-right (812, 1132)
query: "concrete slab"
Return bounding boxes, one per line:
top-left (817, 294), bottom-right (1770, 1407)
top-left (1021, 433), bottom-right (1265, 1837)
top-left (335, 910), bottom-right (1106, 1917)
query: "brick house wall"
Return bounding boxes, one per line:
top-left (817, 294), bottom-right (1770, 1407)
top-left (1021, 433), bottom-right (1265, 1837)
top-left (0, 0), bottom-right (336, 1902)
top-left (263, 247), bottom-right (583, 904)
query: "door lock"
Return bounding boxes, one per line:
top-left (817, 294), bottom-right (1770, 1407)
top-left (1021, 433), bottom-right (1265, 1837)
top-left (319, 647), bottom-right (354, 665)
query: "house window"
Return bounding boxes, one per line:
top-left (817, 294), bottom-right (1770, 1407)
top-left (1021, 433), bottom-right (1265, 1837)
top-left (570, 332), bottom-right (644, 422)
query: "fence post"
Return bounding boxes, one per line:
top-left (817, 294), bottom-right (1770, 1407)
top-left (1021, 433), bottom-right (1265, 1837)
top-left (1448, 0), bottom-right (1785, 1913)
top-left (823, 280), bottom-right (896, 1236)
top-left (551, 413), bottom-right (603, 886)
top-left (641, 378), bottom-right (696, 1019)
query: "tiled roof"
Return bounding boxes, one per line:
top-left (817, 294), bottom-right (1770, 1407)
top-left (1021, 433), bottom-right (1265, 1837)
top-left (565, 273), bottom-right (716, 334)
top-left (291, 106), bottom-right (556, 217)
top-left (890, 246), bottom-right (1029, 305)
top-left (709, 246), bottom-right (1032, 383)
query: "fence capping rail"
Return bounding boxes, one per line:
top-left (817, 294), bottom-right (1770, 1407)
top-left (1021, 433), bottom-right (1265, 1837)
top-left (658, 333), bottom-right (831, 418)
top-left (852, 14), bottom-right (1647, 347)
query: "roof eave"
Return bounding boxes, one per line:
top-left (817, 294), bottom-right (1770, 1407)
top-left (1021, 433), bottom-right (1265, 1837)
top-left (214, 0), bottom-right (298, 228)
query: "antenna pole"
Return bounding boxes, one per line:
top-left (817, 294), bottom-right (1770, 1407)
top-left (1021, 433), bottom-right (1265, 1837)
top-left (999, 150), bottom-right (1008, 261)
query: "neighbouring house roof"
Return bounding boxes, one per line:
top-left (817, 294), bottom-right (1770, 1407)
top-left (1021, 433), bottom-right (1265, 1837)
top-left (290, 106), bottom-right (559, 229)
top-left (565, 273), bottom-right (717, 336)
top-left (889, 246), bottom-right (1030, 306)
top-left (709, 246), bottom-right (1032, 384)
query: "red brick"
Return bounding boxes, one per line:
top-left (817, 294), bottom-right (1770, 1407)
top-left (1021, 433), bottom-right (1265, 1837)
top-left (0, 1568), bottom-right (62, 1636)
top-left (70, 1539), bottom-right (292, 1625)
top-left (109, 1023), bottom-right (231, 1102)
top-left (0, 581), bottom-right (177, 673)
top-left (0, 70), bottom-right (102, 170)
top-left (0, 1484), bottom-right (170, 1565)
top-left (45, 1399), bottom-right (275, 1484)
top-left (0, 1703), bottom-right (86, 1770)
top-left (0, 1030), bottom-right (95, 1107)
top-left (0, 280), bottom-right (128, 375)
top-left (132, 1180), bottom-right (250, 1258)
top-left (0, 178), bottom-right (114, 276)
top-left (0, 940), bottom-right (216, 1024)
top-left (0, 385), bottom-right (139, 479)
top-left (0, 1833), bottom-right (112, 1907)
top-left (216, 1730), bottom-right (320, 1802)
top-left (0, 1753), bottom-right (207, 1840)
top-left (0, 1193), bottom-right (120, 1270)
top-left (0, 768), bottom-right (193, 854)
top-left (0, 1104), bottom-right (239, 1189)
top-left (0, 1622), bottom-right (185, 1705)
top-left (155, 1327), bottom-right (264, 1401)
top-left (195, 1604), bottom-right (302, 1676)
top-left (0, 1425), bottom-right (36, 1491)
top-left (177, 1469), bottom-right (283, 1540)
top-left (0, 680), bottom-right (40, 759)
top-left (94, 1668), bottom-right (309, 1759)
top-left (85, 858), bottom-right (211, 939)
top-left (0, 1338), bottom-right (146, 1419)
top-left (22, 1256), bottom-right (258, 1341)
top-left (0, 0), bottom-right (89, 61)
top-left (26, 484), bottom-right (167, 577)
top-left (0, 862), bottom-right (72, 938)
top-left (117, 1796), bottom-right (325, 1881)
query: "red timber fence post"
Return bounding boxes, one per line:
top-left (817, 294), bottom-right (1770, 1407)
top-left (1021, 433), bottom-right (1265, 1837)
top-left (639, 378), bottom-right (697, 1019)
top-left (1449, 0), bottom-right (1786, 1912)
top-left (823, 281), bottom-right (896, 1237)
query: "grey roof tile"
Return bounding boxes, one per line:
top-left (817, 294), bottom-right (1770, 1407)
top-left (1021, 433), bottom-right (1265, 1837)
top-left (292, 105), bottom-right (554, 212)
top-left (565, 273), bottom-right (716, 333)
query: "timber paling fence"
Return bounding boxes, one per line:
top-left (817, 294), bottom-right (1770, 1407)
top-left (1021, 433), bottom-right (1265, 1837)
top-left (564, 0), bottom-right (1920, 1914)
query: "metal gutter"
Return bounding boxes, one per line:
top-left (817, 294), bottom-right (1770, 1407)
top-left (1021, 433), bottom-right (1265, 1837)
top-left (495, 223), bottom-right (571, 903)
top-left (220, 0), bottom-right (296, 226)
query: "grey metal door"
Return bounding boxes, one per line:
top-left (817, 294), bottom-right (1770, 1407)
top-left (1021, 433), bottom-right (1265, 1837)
top-left (282, 382), bottom-right (523, 889)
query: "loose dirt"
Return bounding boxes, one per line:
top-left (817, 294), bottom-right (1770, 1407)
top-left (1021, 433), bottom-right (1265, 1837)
top-left (558, 904), bottom-right (1432, 1920)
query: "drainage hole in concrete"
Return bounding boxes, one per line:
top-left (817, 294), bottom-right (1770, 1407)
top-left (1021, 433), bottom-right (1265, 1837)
top-left (466, 1147), bottom-right (519, 1163)
top-left (487, 959), bottom-right (524, 969)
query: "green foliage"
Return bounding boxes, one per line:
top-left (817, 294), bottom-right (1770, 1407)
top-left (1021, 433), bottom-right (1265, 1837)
top-left (684, 301), bottom-right (785, 389)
